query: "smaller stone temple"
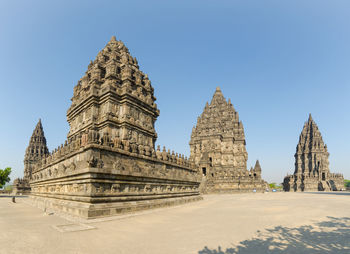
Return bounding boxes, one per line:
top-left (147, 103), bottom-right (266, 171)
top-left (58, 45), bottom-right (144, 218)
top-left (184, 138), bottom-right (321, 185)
top-left (189, 87), bottom-right (267, 193)
top-left (283, 114), bottom-right (344, 192)
top-left (13, 119), bottom-right (49, 194)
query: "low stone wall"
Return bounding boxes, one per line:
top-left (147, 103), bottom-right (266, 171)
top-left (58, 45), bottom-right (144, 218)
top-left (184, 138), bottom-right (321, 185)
top-left (283, 174), bottom-right (344, 192)
top-left (205, 180), bottom-right (267, 194)
top-left (30, 144), bottom-right (202, 218)
top-left (30, 195), bottom-right (202, 218)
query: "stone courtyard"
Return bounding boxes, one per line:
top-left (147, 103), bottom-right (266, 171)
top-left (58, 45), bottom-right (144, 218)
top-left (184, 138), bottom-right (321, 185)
top-left (1, 192), bottom-right (349, 254)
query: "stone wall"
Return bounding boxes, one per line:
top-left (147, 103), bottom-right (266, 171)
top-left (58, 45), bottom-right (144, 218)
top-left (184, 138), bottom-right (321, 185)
top-left (30, 133), bottom-right (201, 218)
top-left (284, 173), bottom-right (344, 192)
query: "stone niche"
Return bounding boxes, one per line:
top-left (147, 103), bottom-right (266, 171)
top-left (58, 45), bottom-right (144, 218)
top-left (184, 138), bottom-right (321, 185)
top-left (28, 36), bottom-right (201, 218)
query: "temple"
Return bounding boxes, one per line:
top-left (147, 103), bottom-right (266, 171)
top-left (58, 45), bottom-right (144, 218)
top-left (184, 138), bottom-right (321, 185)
top-left (24, 119), bottom-right (50, 179)
top-left (28, 36), bottom-right (201, 218)
top-left (283, 114), bottom-right (344, 191)
top-left (189, 87), bottom-right (267, 193)
top-left (13, 119), bottom-right (49, 194)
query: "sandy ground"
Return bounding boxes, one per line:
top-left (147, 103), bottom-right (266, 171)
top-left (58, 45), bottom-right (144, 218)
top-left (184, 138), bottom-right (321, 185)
top-left (0, 192), bottom-right (349, 254)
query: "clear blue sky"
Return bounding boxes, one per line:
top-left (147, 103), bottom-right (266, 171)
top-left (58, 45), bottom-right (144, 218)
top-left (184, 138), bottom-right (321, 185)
top-left (0, 0), bottom-right (349, 184)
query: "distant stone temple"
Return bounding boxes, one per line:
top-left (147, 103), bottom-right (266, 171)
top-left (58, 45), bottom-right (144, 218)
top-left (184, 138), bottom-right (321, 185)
top-left (13, 120), bottom-right (49, 194)
top-left (28, 36), bottom-right (201, 218)
top-left (24, 119), bottom-right (50, 179)
top-left (283, 114), bottom-right (344, 192)
top-left (189, 87), bottom-right (267, 193)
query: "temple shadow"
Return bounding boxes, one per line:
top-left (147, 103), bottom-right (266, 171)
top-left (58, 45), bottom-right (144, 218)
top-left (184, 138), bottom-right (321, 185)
top-left (198, 216), bottom-right (350, 254)
top-left (0, 195), bottom-right (28, 198)
top-left (305, 192), bottom-right (350, 196)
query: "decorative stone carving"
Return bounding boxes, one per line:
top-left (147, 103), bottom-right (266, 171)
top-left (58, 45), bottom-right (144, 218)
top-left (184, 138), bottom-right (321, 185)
top-left (87, 156), bottom-right (104, 168)
top-left (111, 183), bottom-right (121, 193)
top-left (132, 161), bottom-right (142, 173)
top-left (69, 162), bottom-right (76, 171)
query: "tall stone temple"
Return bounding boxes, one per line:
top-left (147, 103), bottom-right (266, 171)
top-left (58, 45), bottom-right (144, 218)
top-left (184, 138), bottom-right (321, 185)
top-left (27, 36), bottom-right (201, 218)
top-left (283, 114), bottom-right (344, 192)
top-left (189, 87), bottom-right (267, 193)
top-left (24, 119), bottom-right (50, 179)
top-left (13, 119), bottom-right (49, 194)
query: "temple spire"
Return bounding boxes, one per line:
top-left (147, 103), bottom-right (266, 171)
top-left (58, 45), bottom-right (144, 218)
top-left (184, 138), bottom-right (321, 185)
top-left (210, 86), bottom-right (226, 105)
top-left (308, 113), bottom-right (313, 122)
top-left (295, 115), bottom-right (328, 174)
top-left (110, 35), bottom-right (117, 42)
top-left (254, 160), bottom-right (261, 172)
top-left (24, 119), bottom-right (49, 180)
top-left (284, 114), bottom-right (344, 192)
top-left (33, 118), bottom-right (44, 137)
top-left (67, 35), bottom-right (159, 148)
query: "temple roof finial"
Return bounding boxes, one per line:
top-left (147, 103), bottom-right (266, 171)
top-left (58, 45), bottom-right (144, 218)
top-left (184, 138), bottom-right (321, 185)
top-left (254, 160), bottom-right (261, 171)
top-left (35, 118), bottom-right (43, 130)
top-left (308, 113), bottom-right (313, 121)
top-left (210, 86), bottom-right (225, 105)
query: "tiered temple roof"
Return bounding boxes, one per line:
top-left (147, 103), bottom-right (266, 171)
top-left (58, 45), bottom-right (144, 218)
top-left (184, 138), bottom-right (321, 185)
top-left (190, 87), bottom-right (266, 193)
top-left (67, 36), bottom-right (159, 148)
top-left (283, 114), bottom-right (344, 191)
top-left (190, 87), bottom-right (247, 171)
top-left (294, 114), bottom-right (329, 176)
top-left (191, 87), bottom-right (245, 145)
top-left (24, 119), bottom-right (49, 179)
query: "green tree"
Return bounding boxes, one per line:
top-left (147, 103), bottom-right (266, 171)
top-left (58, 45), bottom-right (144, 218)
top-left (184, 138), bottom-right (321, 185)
top-left (0, 167), bottom-right (11, 189)
top-left (344, 180), bottom-right (350, 188)
top-left (269, 183), bottom-right (277, 189)
top-left (269, 183), bottom-right (282, 190)
top-left (4, 185), bottom-right (13, 192)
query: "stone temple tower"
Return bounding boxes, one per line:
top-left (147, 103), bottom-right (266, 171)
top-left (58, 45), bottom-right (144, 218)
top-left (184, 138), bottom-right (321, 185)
top-left (190, 87), bottom-right (267, 193)
top-left (13, 119), bottom-right (50, 194)
top-left (24, 119), bottom-right (49, 180)
top-left (66, 36), bottom-right (159, 149)
top-left (28, 36), bottom-right (200, 218)
top-left (283, 114), bottom-right (344, 191)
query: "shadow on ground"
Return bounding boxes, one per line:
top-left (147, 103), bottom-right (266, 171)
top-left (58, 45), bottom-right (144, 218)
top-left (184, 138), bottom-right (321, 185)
top-left (305, 192), bottom-right (350, 196)
top-left (198, 216), bottom-right (350, 254)
top-left (0, 195), bottom-right (28, 198)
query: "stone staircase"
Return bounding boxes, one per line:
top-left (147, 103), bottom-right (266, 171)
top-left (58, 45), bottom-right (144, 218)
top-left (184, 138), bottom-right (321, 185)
top-left (320, 181), bottom-right (331, 191)
top-left (199, 176), bottom-right (207, 194)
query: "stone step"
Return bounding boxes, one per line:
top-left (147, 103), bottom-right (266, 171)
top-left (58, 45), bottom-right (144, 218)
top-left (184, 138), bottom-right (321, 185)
top-left (320, 181), bottom-right (331, 191)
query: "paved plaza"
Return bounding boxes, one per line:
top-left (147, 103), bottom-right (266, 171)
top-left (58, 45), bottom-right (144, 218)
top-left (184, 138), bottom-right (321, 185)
top-left (1, 192), bottom-right (350, 254)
